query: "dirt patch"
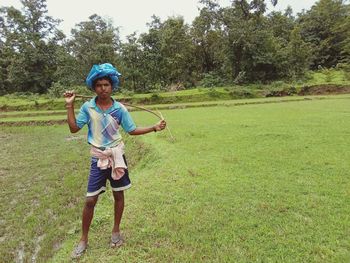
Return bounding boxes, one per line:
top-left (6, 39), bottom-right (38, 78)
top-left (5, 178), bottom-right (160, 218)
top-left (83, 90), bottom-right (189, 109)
top-left (298, 85), bottom-right (350, 95)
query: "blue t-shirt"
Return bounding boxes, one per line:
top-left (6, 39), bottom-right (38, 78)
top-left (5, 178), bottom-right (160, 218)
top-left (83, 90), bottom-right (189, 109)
top-left (76, 97), bottom-right (136, 148)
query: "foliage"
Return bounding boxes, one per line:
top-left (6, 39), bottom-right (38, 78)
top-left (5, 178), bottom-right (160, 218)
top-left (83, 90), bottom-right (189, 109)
top-left (47, 82), bottom-right (65, 98)
top-left (0, 0), bottom-right (64, 93)
top-left (47, 82), bottom-right (93, 99)
top-left (0, 0), bottom-right (349, 94)
top-left (298, 0), bottom-right (350, 68)
top-left (200, 72), bottom-right (226, 87)
top-left (2, 66), bottom-right (350, 110)
top-left (68, 14), bottom-right (120, 83)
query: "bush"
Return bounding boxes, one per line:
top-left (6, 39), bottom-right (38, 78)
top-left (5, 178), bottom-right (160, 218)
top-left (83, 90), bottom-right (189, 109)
top-left (229, 87), bottom-right (254, 99)
top-left (200, 72), bottom-right (226, 87)
top-left (208, 88), bottom-right (221, 98)
top-left (336, 63), bottom-right (350, 71)
top-left (270, 81), bottom-right (285, 90)
top-left (233, 71), bottom-right (246, 84)
top-left (149, 93), bottom-right (161, 103)
top-left (47, 82), bottom-right (66, 98)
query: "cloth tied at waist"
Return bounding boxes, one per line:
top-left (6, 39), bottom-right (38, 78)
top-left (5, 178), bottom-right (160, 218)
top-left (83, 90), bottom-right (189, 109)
top-left (90, 142), bottom-right (127, 180)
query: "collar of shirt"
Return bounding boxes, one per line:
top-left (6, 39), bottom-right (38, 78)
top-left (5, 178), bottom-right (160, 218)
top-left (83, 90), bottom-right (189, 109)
top-left (88, 96), bottom-right (121, 114)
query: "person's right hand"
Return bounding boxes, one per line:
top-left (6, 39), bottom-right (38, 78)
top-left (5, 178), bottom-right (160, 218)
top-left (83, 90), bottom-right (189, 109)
top-left (63, 90), bottom-right (76, 105)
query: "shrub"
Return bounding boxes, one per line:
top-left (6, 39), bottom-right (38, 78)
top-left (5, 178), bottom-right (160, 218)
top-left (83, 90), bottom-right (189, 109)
top-left (229, 87), bottom-right (254, 99)
top-left (233, 71), bottom-right (246, 84)
top-left (208, 88), bottom-right (221, 98)
top-left (200, 72), bottom-right (226, 87)
top-left (47, 82), bottom-right (66, 98)
top-left (149, 93), bottom-right (161, 103)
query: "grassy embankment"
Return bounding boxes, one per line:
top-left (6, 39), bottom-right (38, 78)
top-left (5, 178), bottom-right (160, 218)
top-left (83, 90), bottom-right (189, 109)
top-left (1, 96), bottom-right (349, 262)
top-left (0, 68), bottom-right (349, 112)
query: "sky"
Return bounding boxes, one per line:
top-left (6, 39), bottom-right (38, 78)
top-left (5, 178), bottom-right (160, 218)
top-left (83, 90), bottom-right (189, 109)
top-left (1, 0), bottom-right (318, 40)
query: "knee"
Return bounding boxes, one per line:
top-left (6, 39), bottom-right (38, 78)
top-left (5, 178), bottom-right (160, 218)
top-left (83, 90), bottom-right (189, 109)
top-left (85, 197), bottom-right (98, 209)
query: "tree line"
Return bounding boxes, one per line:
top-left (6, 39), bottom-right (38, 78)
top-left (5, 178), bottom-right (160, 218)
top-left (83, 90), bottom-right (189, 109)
top-left (0, 0), bottom-right (349, 95)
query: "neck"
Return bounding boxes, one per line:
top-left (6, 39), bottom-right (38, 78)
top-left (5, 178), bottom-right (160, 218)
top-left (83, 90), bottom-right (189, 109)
top-left (96, 97), bottom-right (113, 111)
top-left (96, 97), bottom-right (112, 105)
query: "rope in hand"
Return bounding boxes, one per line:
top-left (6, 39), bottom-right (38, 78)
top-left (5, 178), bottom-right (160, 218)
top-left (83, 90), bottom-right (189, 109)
top-left (74, 94), bottom-right (175, 141)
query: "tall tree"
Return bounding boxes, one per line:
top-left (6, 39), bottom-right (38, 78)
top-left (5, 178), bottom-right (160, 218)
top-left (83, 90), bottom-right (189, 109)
top-left (191, 0), bottom-right (224, 76)
top-left (0, 0), bottom-right (63, 93)
top-left (220, 0), bottom-right (279, 81)
top-left (69, 14), bottom-right (120, 84)
top-left (138, 15), bottom-right (195, 90)
top-left (298, 0), bottom-right (350, 68)
top-left (139, 15), bottom-right (166, 90)
top-left (160, 16), bottom-right (195, 86)
top-left (119, 33), bottom-right (146, 91)
top-left (274, 26), bottom-right (312, 78)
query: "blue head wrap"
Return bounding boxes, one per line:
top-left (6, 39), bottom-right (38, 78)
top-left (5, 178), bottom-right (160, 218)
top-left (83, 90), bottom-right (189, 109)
top-left (86, 63), bottom-right (121, 91)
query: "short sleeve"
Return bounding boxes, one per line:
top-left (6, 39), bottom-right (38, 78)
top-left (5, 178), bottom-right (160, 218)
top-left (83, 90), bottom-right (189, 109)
top-left (76, 102), bottom-right (90, 129)
top-left (120, 107), bottom-right (136, 133)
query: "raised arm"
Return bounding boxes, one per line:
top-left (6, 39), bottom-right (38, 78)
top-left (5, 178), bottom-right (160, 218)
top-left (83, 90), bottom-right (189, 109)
top-left (63, 90), bottom-right (81, 133)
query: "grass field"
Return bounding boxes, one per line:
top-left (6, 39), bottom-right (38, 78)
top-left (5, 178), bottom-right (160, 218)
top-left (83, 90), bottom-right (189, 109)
top-left (1, 95), bottom-right (349, 124)
top-left (1, 68), bottom-right (349, 112)
top-left (1, 96), bottom-right (349, 262)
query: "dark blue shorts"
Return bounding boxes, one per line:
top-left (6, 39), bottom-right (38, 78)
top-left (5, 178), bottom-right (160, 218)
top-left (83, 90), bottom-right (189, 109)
top-left (86, 155), bottom-right (131, 197)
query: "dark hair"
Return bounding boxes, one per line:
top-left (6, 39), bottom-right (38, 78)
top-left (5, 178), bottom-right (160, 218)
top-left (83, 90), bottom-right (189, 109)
top-left (92, 76), bottom-right (113, 89)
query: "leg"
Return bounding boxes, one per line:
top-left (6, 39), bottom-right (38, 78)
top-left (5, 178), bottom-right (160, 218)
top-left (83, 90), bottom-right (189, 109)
top-left (112, 190), bottom-right (124, 234)
top-left (71, 195), bottom-right (99, 258)
top-left (109, 157), bottom-right (130, 247)
top-left (81, 195), bottom-right (99, 243)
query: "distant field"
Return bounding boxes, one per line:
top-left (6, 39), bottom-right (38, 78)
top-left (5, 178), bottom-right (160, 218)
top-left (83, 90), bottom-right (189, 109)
top-left (1, 96), bottom-right (349, 262)
top-left (1, 94), bottom-right (349, 125)
top-left (0, 69), bottom-right (349, 111)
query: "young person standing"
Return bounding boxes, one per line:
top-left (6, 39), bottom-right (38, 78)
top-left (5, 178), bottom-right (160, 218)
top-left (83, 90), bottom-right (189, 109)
top-left (64, 63), bottom-right (166, 258)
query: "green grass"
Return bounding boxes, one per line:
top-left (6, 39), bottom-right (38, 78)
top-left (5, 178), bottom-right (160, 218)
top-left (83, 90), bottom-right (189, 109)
top-left (1, 94), bottom-right (350, 124)
top-left (0, 126), bottom-right (89, 261)
top-left (0, 115), bottom-right (67, 122)
top-left (1, 96), bottom-right (350, 262)
top-left (1, 68), bottom-right (349, 111)
top-left (0, 110), bottom-right (74, 118)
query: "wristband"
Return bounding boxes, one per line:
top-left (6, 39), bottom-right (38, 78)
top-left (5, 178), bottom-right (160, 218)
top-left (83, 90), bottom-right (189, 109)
top-left (65, 104), bottom-right (73, 109)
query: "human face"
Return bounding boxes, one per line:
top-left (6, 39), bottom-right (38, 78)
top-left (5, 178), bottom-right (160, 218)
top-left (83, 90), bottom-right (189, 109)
top-left (94, 79), bottom-right (112, 99)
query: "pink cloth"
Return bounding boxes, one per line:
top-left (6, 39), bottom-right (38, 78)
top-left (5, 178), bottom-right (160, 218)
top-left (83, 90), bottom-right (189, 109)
top-left (90, 142), bottom-right (127, 180)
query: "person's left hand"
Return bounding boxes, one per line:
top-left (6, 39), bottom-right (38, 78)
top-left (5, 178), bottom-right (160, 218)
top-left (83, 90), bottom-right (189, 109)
top-left (154, 119), bottom-right (166, 131)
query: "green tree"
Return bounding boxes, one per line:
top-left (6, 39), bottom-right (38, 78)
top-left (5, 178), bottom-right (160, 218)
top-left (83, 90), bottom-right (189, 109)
top-left (138, 15), bottom-right (195, 90)
top-left (0, 0), bottom-right (63, 93)
top-left (138, 16), bottom-right (166, 90)
top-left (275, 26), bottom-right (312, 78)
top-left (160, 16), bottom-right (195, 87)
top-left (53, 41), bottom-right (81, 86)
top-left (220, 0), bottom-right (280, 82)
top-left (119, 33), bottom-right (147, 91)
top-left (69, 14), bottom-right (120, 84)
top-left (191, 0), bottom-right (224, 77)
top-left (298, 0), bottom-right (350, 68)
top-left (267, 8), bottom-right (295, 45)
